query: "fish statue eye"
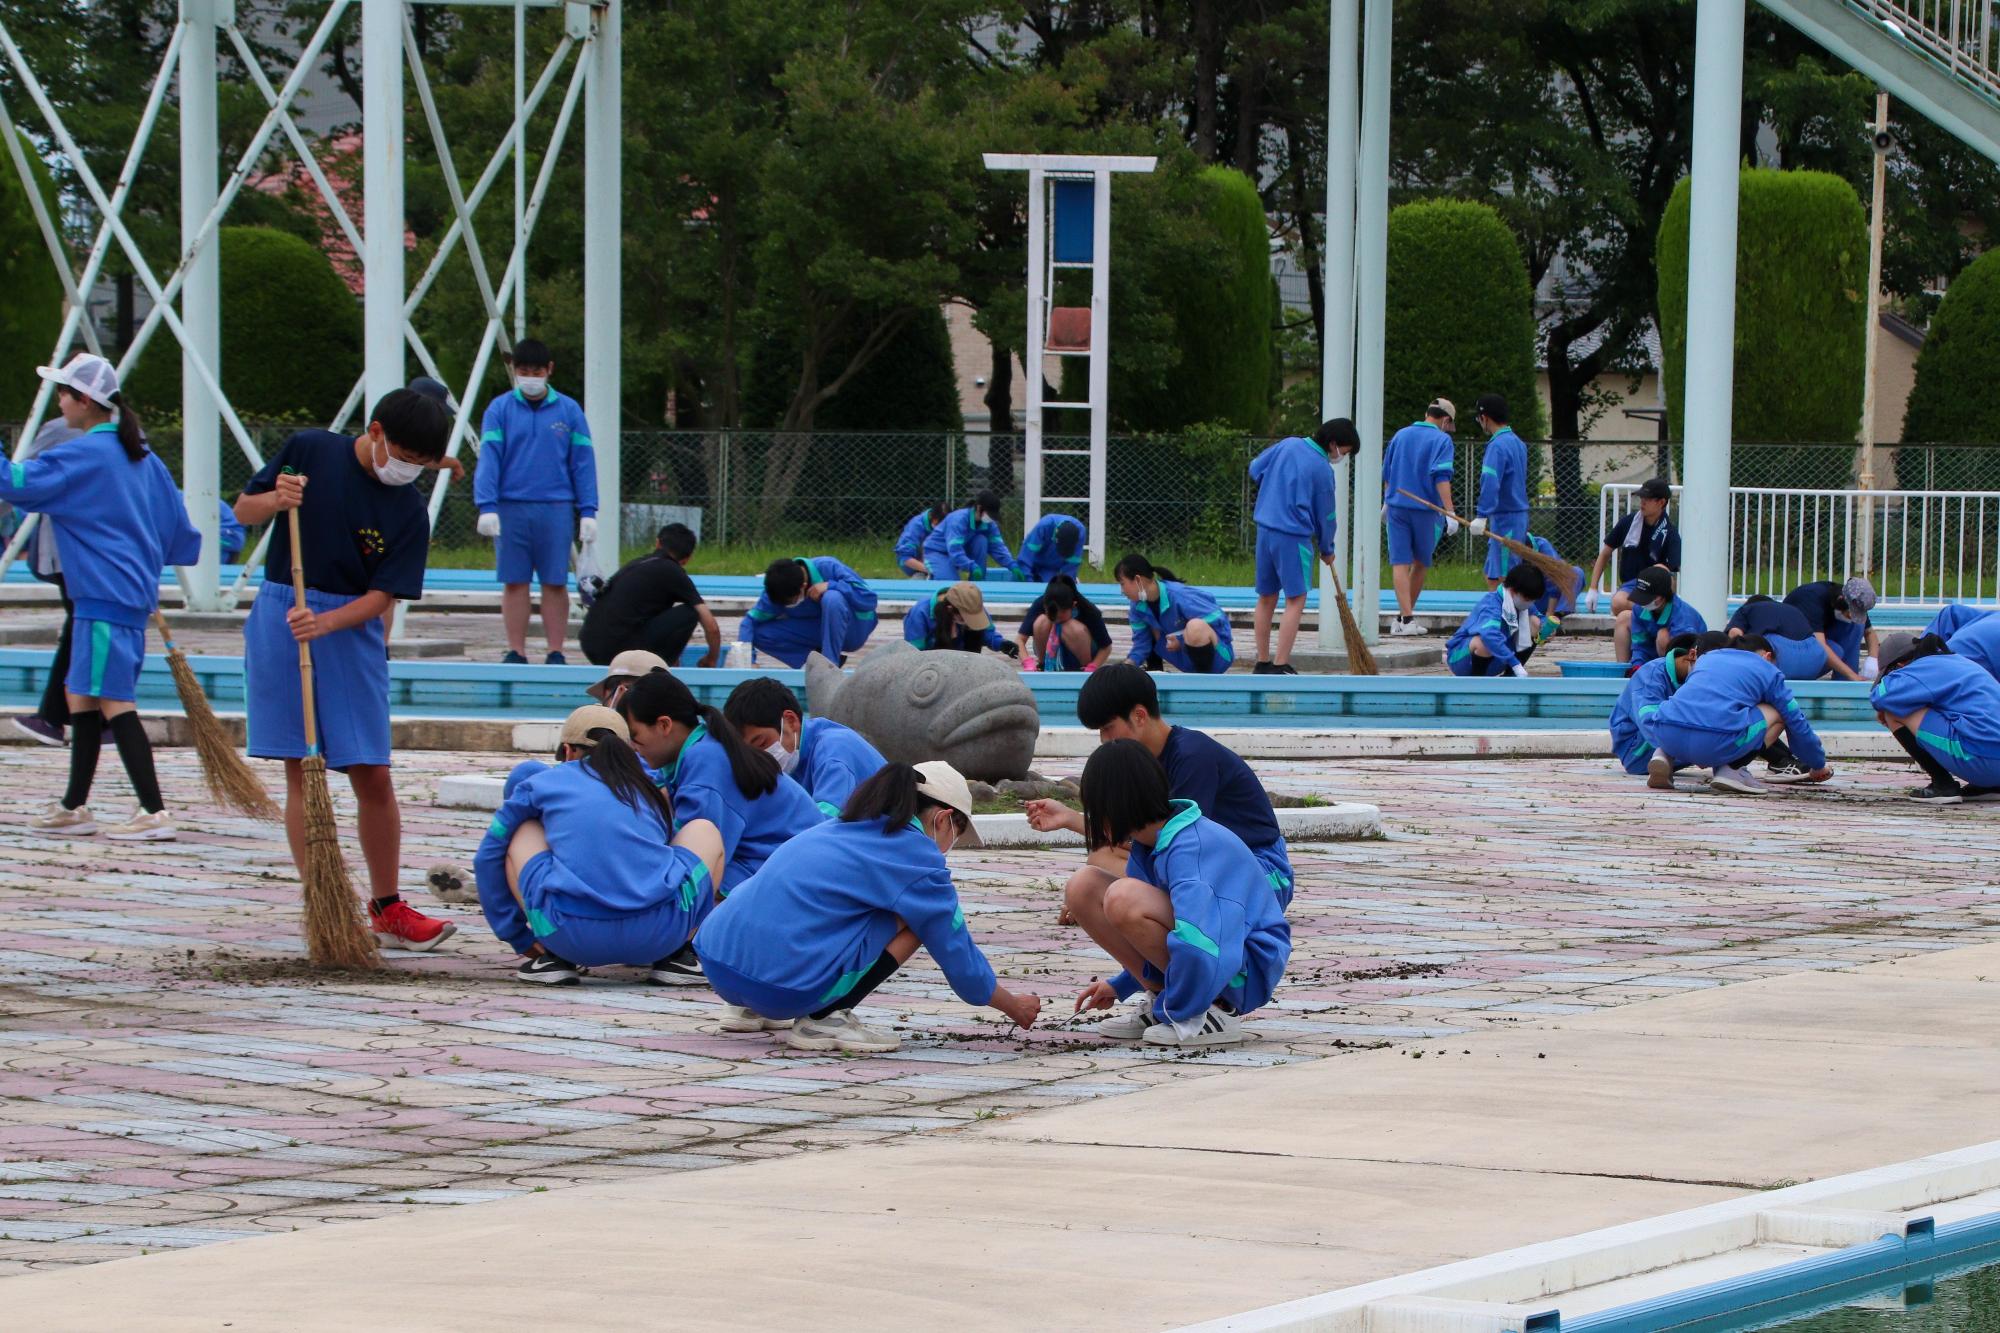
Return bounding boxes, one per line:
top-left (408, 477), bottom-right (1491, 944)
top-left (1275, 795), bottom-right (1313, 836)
top-left (908, 664), bottom-right (944, 706)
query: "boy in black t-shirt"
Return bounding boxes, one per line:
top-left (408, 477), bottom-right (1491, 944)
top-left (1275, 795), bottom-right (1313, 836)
top-left (578, 522), bottom-right (721, 667)
top-left (234, 389), bottom-right (460, 952)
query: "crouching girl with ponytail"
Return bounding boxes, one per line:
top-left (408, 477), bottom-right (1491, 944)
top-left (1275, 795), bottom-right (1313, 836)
top-left (475, 705), bottom-right (724, 985)
top-left (695, 761), bottom-right (1042, 1052)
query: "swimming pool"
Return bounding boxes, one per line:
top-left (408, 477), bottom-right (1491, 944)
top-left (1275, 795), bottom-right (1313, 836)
top-left (1744, 1254), bottom-right (2000, 1330)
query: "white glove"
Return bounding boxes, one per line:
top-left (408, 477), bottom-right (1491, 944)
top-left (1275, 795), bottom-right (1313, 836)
top-left (579, 516), bottom-right (599, 544)
top-left (1860, 655), bottom-right (1880, 682)
top-left (1586, 588), bottom-right (1600, 615)
top-left (1509, 662), bottom-right (1529, 678)
top-left (1469, 517), bottom-right (1489, 538)
top-left (476, 512), bottom-right (500, 539)
top-left (1443, 514), bottom-right (1461, 537)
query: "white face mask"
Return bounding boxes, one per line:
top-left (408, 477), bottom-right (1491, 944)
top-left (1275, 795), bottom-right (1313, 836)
top-left (371, 433), bottom-right (424, 487)
top-left (764, 739), bottom-right (798, 774)
top-left (515, 375), bottom-right (549, 400)
top-left (933, 810), bottom-right (959, 856)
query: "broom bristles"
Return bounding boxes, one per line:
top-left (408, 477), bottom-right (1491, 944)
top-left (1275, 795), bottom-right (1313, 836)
top-left (1391, 488), bottom-right (1577, 597)
top-left (299, 755), bottom-right (380, 969)
top-left (1328, 567), bottom-right (1378, 676)
top-left (163, 645), bottom-right (281, 821)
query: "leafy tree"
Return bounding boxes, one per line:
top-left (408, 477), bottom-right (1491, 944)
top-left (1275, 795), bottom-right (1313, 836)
top-left (1901, 247), bottom-right (2000, 485)
top-left (0, 130), bottom-right (65, 423)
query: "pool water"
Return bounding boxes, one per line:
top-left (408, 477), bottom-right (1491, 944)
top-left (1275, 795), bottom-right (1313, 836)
top-left (1729, 1256), bottom-right (2000, 1331)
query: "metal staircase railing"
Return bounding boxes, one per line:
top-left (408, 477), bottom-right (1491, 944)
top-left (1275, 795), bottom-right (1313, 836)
top-left (1850, 0), bottom-right (2000, 107)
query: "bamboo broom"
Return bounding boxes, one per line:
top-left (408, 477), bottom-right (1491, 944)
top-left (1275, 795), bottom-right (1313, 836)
top-left (1395, 488), bottom-right (1578, 593)
top-left (150, 611), bottom-right (280, 821)
top-left (1325, 560), bottom-right (1377, 676)
top-left (286, 502), bottom-right (380, 969)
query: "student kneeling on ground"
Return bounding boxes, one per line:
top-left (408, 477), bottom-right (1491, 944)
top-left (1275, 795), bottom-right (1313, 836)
top-left (1639, 634), bottom-right (1832, 796)
top-left (1870, 631), bottom-right (2000, 806)
top-left (695, 761), bottom-right (1042, 1052)
top-left (1623, 564), bottom-right (1708, 671)
top-left (1016, 574), bottom-right (1113, 672)
top-left (475, 706), bottom-right (725, 986)
top-left (1608, 631), bottom-right (1708, 780)
top-left (1071, 741), bottom-right (1292, 1049)
top-left (904, 582), bottom-right (1017, 655)
top-left (1726, 595), bottom-right (1829, 680)
top-left (723, 676), bottom-right (886, 817)
top-left (1117, 553), bottom-right (1235, 674)
top-left (1445, 564), bottom-right (1548, 677)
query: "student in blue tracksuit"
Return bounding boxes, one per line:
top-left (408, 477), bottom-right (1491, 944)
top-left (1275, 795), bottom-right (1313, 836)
top-left (1445, 564), bottom-right (1548, 678)
top-left (217, 499), bottom-right (245, 563)
top-left (1248, 418), bottom-right (1359, 673)
top-left (1071, 741), bottom-right (1291, 1048)
top-left (1587, 478), bottom-right (1680, 659)
top-left (1117, 554), bottom-right (1233, 674)
top-left (1640, 636), bottom-right (1831, 795)
top-left (1527, 534), bottom-right (1585, 647)
top-left (617, 670), bottom-right (823, 904)
top-left (3, 353), bottom-right (199, 842)
top-left (1925, 603), bottom-right (1996, 645)
top-left (924, 490), bottom-right (1016, 581)
top-left (903, 584), bottom-right (1015, 655)
top-left (737, 555), bottom-right (878, 668)
top-left (237, 388), bottom-right (463, 952)
top-left (1782, 576), bottom-right (1879, 682)
top-left (1625, 564), bottom-right (1709, 670)
top-left (894, 504), bottom-right (945, 577)
top-left (1015, 512), bottom-right (1086, 584)
top-left (476, 705), bottom-right (725, 986)
top-left (724, 676), bottom-right (886, 818)
top-left (1870, 631), bottom-right (2000, 804)
top-left (1608, 632), bottom-right (1706, 780)
top-left (1382, 400), bottom-right (1461, 633)
top-left (1015, 574), bottom-right (1114, 671)
top-left (1469, 394), bottom-right (1530, 587)
top-left (1031, 664), bottom-right (1297, 925)
top-left (1937, 606), bottom-right (2000, 684)
top-left (1727, 596), bottom-right (1827, 680)
top-left (696, 761), bottom-right (1042, 1051)
top-left (472, 338), bottom-right (598, 666)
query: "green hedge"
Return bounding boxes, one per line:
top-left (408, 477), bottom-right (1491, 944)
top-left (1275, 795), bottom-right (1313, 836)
top-left (124, 226), bottom-right (360, 423)
top-left (1902, 246), bottom-right (2000, 457)
top-left (0, 133), bottom-right (64, 424)
top-left (1657, 168), bottom-right (1866, 486)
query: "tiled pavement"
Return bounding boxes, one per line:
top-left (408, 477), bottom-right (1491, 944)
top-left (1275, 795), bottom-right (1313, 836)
top-left (0, 744), bottom-right (1995, 1275)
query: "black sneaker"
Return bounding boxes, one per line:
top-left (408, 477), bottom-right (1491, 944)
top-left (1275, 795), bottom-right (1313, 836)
top-left (1251, 661), bottom-right (1275, 675)
top-left (1907, 780), bottom-right (1965, 806)
top-left (544, 651), bottom-right (568, 665)
top-left (649, 943), bottom-right (705, 986)
top-left (1762, 758), bottom-right (1814, 784)
top-left (1274, 663), bottom-right (1300, 676)
top-left (516, 952), bottom-right (584, 985)
top-left (1962, 785), bottom-right (2000, 804)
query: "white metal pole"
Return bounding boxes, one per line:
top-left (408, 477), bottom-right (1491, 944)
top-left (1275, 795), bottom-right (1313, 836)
top-left (584, 1), bottom-right (621, 569)
top-left (1858, 90), bottom-right (1889, 578)
top-left (1086, 168), bottom-right (1112, 568)
top-left (1318, 0), bottom-right (1359, 650)
top-left (1679, 0), bottom-right (1748, 625)
top-left (363, 0), bottom-right (405, 414)
top-left (179, 0), bottom-right (224, 610)
top-left (1350, 0), bottom-right (1391, 646)
top-left (1023, 166), bottom-right (1046, 534)
top-left (514, 0), bottom-right (527, 341)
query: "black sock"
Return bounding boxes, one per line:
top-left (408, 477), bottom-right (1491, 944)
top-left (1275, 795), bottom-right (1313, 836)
top-left (1760, 738), bottom-right (1795, 767)
top-left (1188, 643), bottom-right (1218, 673)
top-left (369, 894), bottom-right (402, 916)
top-left (1892, 726), bottom-right (1959, 788)
top-left (63, 710), bottom-right (105, 810)
top-left (810, 950), bottom-right (900, 1020)
top-left (107, 712), bottom-right (164, 814)
top-left (1516, 642), bottom-right (1539, 665)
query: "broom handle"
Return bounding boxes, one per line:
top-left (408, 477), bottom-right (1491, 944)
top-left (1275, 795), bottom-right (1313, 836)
top-left (150, 609), bottom-right (175, 652)
top-left (1395, 488), bottom-right (1454, 519)
top-left (286, 505), bottom-right (319, 754)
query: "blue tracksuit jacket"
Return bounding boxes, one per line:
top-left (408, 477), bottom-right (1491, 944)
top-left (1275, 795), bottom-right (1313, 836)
top-left (1016, 514), bottom-right (1085, 583)
top-left (794, 718), bottom-right (886, 817)
top-left (1608, 651), bottom-right (1686, 774)
top-left (1128, 580), bottom-right (1234, 673)
top-left (0, 424), bottom-right (200, 628)
top-left (1383, 421), bottom-right (1454, 511)
top-left (1249, 435), bottom-right (1337, 556)
top-left (1925, 603), bottom-right (1994, 643)
top-left (1106, 801), bottom-right (1292, 1028)
top-left (1475, 426), bottom-right (1529, 523)
top-left (660, 723), bottom-right (824, 896)
top-left (738, 556), bottom-right (879, 667)
top-left (894, 510), bottom-right (936, 566)
top-left (474, 387), bottom-right (598, 516)
top-left (1445, 589), bottom-right (1526, 672)
top-left (474, 759), bottom-right (703, 954)
top-left (1631, 595), bottom-right (1709, 668)
top-left (1651, 648), bottom-right (1826, 769)
top-left (696, 816), bottom-right (999, 1011)
top-left (903, 592), bottom-right (1005, 652)
top-left (1871, 654), bottom-right (2000, 776)
top-left (924, 507), bottom-right (1016, 581)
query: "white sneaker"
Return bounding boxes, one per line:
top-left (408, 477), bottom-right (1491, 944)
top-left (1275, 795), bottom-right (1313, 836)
top-left (1390, 618), bottom-right (1427, 636)
top-left (1142, 1004), bottom-right (1246, 1048)
top-left (1709, 764), bottom-right (1769, 796)
top-left (788, 1009), bottom-right (900, 1053)
top-left (1093, 995), bottom-right (1155, 1040)
top-left (104, 807), bottom-right (176, 841)
top-left (31, 801), bottom-right (96, 836)
top-left (717, 1004), bottom-right (791, 1033)
top-left (1647, 751), bottom-right (1676, 790)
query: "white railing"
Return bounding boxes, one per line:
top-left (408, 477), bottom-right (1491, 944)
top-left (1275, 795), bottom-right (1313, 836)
top-left (1599, 483), bottom-right (2000, 607)
top-left (1851, 0), bottom-right (2000, 105)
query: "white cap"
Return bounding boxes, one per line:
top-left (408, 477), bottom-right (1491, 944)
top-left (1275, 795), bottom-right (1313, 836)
top-left (1427, 397), bottom-right (1457, 421)
top-left (913, 760), bottom-right (984, 848)
top-left (35, 352), bottom-right (119, 408)
top-left (586, 649), bottom-right (671, 700)
top-left (559, 704), bottom-right (630, 747)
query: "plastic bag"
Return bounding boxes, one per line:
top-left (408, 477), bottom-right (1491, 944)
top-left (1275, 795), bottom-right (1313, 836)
top-left (573, 541), bottom-right (608, 607)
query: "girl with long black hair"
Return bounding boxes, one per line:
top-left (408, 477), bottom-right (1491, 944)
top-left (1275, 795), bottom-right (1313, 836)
top-left (1113, 554), bottom-right (1234, 674)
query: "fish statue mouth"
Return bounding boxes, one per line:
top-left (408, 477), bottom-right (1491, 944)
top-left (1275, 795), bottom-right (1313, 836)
top-left (935, 682), bottom-right (1043, 753)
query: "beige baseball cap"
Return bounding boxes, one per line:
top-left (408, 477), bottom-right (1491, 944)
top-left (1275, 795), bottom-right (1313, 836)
top-left (914, 760), bottom-right (984, 848)
top-left (586, 649), bottom-right (670, 700)
top-left (939, 584), bottom-right (991, 633)
top-left (560, 705), bottom-right (630, 747)
top-left (1427, 397), bottom-right (1457, 421)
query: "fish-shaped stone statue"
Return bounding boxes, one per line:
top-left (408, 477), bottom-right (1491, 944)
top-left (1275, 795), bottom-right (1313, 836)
top-left (804, 644), bottom-right (1039, 781)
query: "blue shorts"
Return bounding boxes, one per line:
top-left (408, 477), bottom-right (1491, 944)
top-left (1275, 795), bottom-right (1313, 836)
top-left (1253, 840), bottom-right (1295, 911)
top-left (67, 618), bottom-right (146, 703)
top-left (1446, 644), bottom-right (1504, 677)
top-left (1254, 528), bottom-right (1316, 599)
top-left (1767, 634), bottom-right (1828, 681)
top-left (698, 948), bottom-right (887, 1022)
top-left (519, 847), bottom-right (705, 968)
top-left (496, 500), bottom-right (573, 586)
top-left (1387, 508), bottom-right (1442, 568)
top-left (1637, 715), bottom-right (1767, 770)
top-left (1482, 512), bottom-right (1529, 578)
top-left (1156, 629), bottom-right (1235, 675)
top-left (1912, 716), bottom-right (2000, 788)
top-left (244, 582), bottom-right (392, 771)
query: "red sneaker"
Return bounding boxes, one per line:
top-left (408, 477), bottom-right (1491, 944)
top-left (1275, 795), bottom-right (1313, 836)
top-left (370, 898), bottom-right (458, 952)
